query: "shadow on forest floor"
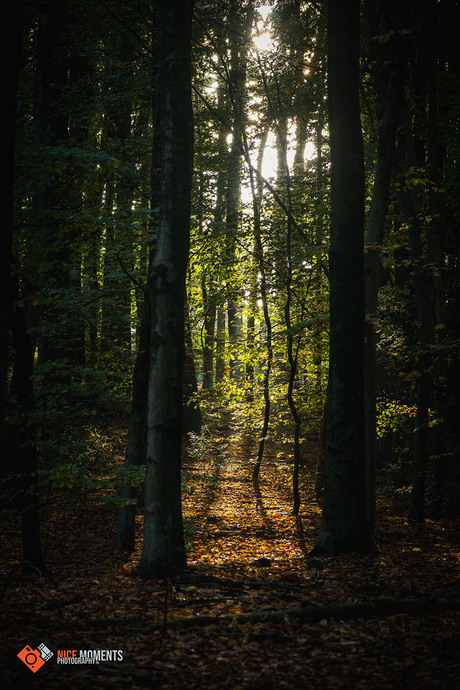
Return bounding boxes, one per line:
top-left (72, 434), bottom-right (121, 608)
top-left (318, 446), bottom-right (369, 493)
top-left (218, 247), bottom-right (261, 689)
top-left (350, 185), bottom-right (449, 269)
top-left (1, 424), bottom-right (460, 689)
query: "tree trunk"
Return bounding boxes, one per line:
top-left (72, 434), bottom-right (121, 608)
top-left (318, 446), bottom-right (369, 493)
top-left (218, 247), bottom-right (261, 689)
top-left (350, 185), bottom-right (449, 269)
top-left (1, 0), bottom-right (24, 455)
top-left (215, 305), bottom-right (226, 384)
top-left (363, 11), bottom-right (408, 534)
top-left (201, 275), bottom-right (216, 391)
top-left (137, 0), bottom-right (194, 579)
top-left (183, 308), bottom-right (203, 435)
top-left (116, 298), bottom-right (150, 551)
top-left (6, 294), bottom-right (46, 574)
top-left (225, 2), bottom-right (251, 386)
top-left (313, 0), bottom-right (374, 555)
top-left (117, 31), bottom-right (162, 552)
top-left (248, 131), bottom-right (272, 484)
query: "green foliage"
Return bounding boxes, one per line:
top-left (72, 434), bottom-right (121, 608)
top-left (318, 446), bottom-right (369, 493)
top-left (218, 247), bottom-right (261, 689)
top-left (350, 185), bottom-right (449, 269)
top-left (6, 0), bottom-right (460, 559)
top-left (376, 400), bottom-right (416, 439)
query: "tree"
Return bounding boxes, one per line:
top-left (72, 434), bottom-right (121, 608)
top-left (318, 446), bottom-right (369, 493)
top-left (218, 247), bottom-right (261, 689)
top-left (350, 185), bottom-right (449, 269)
top-left (363, 0), bottom-right (409, 533)
top-left (225, 0), bottom-right (251, 387)
top-left (117, 12), bottom-right (161, 553)
top-left (137, 0), bottom-right (194, 579)
top-left (313, 0), bottom-right (374, 556)
top-left (2, 0), bottom-right (25, 455)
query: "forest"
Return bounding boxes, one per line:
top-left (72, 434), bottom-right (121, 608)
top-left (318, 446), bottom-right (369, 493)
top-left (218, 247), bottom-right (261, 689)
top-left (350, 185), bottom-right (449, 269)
top-left (1, 0), bottom-right (460, 687)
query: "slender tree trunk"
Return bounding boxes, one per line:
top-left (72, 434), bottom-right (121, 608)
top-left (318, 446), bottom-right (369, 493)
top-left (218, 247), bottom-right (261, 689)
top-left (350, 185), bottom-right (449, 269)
top-left (183, 307), bottom-right (202, 434)
top-left (116, 297), bottom-right (150, 551)
top-left (201, 276), bottom-right (216, 391)
top-left (313, 0), bottom-right (374, 555)
top-left (262, 53), bottom-right (303, 515)
top-left (312, 113), bottom-right (326, 400)
top-left (278, 109), bottom-right (302, 516)
top-left (208, 79), bottom-right (228, 389)
top-left (137, 0), bottom-right (194, 578)
top-left (225, 2), bottom-right (250, 386)
top-left (215, 305), bottom-right (226, 384)
top-left (247, 130), bottom-right (272, 484)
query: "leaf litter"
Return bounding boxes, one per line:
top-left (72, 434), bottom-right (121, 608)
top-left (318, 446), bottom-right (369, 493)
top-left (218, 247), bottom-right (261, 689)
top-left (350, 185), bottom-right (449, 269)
top-left (1, 427), bottom-right (459, 689)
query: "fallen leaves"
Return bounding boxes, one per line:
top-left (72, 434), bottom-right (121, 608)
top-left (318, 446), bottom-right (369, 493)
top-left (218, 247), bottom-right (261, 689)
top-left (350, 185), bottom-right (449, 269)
top-left (1, 430), bottom-right (459, 689)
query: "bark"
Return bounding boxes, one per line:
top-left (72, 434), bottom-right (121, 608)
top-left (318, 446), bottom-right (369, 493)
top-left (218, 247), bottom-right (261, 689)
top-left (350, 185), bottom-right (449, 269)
top-left (137, 0), bottom-right (194, 578)
top-left (183, 308), bottom-right (202, 435)
top-left (5, 293), bottom-right (46, 575)
top-left (313, 0), bottom-right (374, 555)
top-left (426, 1), bottom-right (447, 518)
top-left (395, 3), bottom-right (435, 523)
top-left (206, 79), bottom-right (228, 389)
top-left (201, 276), bottom-right (216, 392)
top-left (1, 0), bottom-right (24, 455)
top-left (314, 401), bottom-right (327, 499)
top-left (34, 0), bottom-right (86, 376)
top-left (312, 112), bottom-right (326, 398)
top-left (116, 299), bottom-right (150, 551)
top-left (398, 189), bottom-right (432, 523)
top-left (225, 2), bottom-right (251, 385)
top-left (282, 119), bottom-right (303, 515)
top-left (363, 9), bottom-right (409, 533)
top-left (117, 37), bottom-right (161, 552)
top-left (215, 305), bottom-right (226, 384)
top-left (2, 0), bottom-right (72, 575)
top-left (258, 46), bottom-right (303, 515)
top-left (248, 131), bottom-right (272, 484)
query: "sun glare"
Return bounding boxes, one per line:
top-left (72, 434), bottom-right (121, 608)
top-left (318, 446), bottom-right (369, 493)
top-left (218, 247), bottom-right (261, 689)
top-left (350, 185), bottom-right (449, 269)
top-left (252, 4), bottom-right (275, 53)
top-left (252, 30), bottom-right (272, 52)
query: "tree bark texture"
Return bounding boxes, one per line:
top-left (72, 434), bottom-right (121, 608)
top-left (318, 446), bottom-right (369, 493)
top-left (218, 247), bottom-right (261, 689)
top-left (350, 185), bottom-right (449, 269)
top-left (1, 0), bottom-right (25, 456)
top-left (117, 36), bottom-right (162, 552)
top-left (363, 5), bottom-right (409, 533)
top-left (226, 1), bottom-right (251, 385)
top-left (314, 0), bottom-right (374, 555)
top-left (116, 298), bottom-right (150, 551)
top-left (137, 0), bottom-right (194, 578)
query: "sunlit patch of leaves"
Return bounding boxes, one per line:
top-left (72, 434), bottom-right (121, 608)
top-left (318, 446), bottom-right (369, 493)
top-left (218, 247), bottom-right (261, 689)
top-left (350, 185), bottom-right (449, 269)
top-left (1, 425), bottom-right (459, 689)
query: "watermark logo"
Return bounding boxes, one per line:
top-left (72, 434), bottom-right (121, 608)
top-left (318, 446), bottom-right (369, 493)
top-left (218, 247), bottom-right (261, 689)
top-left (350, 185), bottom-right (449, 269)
top-left (56, 649), bottom-right (124, 664)
top-left (17, 643), bottom-right (53, 673)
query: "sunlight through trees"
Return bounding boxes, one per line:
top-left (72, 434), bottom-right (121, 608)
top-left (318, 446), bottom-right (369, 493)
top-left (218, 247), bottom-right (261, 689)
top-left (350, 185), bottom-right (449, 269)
top-left (3, 0), bottom-right (460, 582)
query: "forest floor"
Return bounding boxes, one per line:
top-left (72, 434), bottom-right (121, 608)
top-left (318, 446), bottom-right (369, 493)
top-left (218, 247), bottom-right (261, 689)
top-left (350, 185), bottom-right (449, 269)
top-left (1, 414), bottom-right (460, 689)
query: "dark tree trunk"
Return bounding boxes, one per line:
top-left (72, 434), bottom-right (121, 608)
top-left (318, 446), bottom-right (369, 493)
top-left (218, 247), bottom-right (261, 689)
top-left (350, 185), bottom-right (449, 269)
top-left (313, 0), bottom-right (374, 555)
top-left (117, 31), bottom-right (162, 552)
top-left (396, 3), bottom-right (435, 523)
top-left (116, 298), bottom-right (150, 551)
top-left (6, 293), bottom-right (46, 574)
top-left (137, 0), bottom-right (194, 579)
top-left (1, 0), bottom-right (25, 454)
top-left (427, 12), bottom-right (447, 518)
top-left (363, 5), bottom-right (409, 533)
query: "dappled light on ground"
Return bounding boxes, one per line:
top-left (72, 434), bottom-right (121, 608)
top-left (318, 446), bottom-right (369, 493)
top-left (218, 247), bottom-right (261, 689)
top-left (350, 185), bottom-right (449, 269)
top-left (1, 430), bottom-right (459, 688)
